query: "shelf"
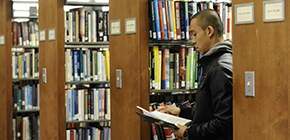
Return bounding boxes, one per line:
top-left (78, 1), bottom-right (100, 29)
top-left (66, 119), bottom-right (110, 124)
top-left (149, 40), bottom-right (192, 46)
top-left (13, 110), bottom-right (39, 114)
top-left (150, 89), bottom-right (197, 95)
top-left (12, 78), bottom-right (39, 82)
top-left (13, 16), bottom-right (38, 19)
top-left (65, 42), bottom-right (109, 49)
top-left (64, 1), bottom-right (109, 6)
top-left (66, 80), bottom-right (110, 84)
top-left (12, 46), bottom-right (38, 48)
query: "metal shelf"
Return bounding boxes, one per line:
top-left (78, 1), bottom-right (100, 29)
top-left (13, 110), bottom-right (39, 114)
top-left (64, 1), bottom-right (108, 6)
top-left (13, 16), bottom-right (38, 19)
top-left (149, 40), bottom-right (193, 46)
top-left (12, 46), bottom-right (39, 48)
top-left (66, 119), bottom-right (110, 124)
top-left (12, 78), bottom-right (39, 82)
top-left (150, 89), bottom-right (197, 95)
top-left (66, 80), bottom-right (109, 84)
top-left (65, 42), bottom-right (109, 48)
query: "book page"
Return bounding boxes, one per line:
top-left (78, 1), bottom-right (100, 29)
top-left (137, 106), bottom-right (191, 126)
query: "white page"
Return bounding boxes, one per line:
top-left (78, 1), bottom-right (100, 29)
top-left (137, 106), bottom-right (191, 126)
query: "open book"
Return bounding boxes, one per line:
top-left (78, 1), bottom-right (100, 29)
top-left (135, 106), bottom-right (192, 130)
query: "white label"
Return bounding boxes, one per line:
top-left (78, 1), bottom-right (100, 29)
top-left (264, 1), bottom-right (284, 22)
top-left (235, 3), bottom-right (254, 24)
top-left (125, 18), bottom-right (137, 34)
top-left (110, 20), bottom-right (121, 35)
top-left (0, 35), bottom-right (4, 45)
top-left (39, 30), bottom-right (46, 41)
top-left (48, 28), bottom-right (56, 41)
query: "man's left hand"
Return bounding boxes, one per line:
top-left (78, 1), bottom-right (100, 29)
top-left (172, 124), bottom-right (188, 138)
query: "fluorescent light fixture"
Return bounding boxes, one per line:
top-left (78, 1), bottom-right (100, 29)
top-left (66, 0), bottom-right (90, 2)
top-left (14, 11), bottom-right (30, 17)
top-left (63, 6), bottom-right (84, 11)
top-left (95, 0), bottom-right (109, 2)
top-left (13, 18), bottom-right (30, 22)
top-left (12, 0), bottom-right (38, 1)
top-left (13, 3), bottom-right (38, 11)
top-left (102, 6), bottom-right (109, 11)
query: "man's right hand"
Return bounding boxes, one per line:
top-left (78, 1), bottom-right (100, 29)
top-left (156, 105), bottom-right (181, 117)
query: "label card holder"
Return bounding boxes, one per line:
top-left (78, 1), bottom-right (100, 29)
top-left (48, 28), bottom-right (56, 41)
top-left (235, 3), bottom-right (255, 25)
top-left (39, 30), bottom-right (46, 42)
top-left (263, 0), bottom-right (285, 22)
top-left (125, 18), bottom-right (137, 34)
top-left (0, 35), bottom-right (4, 45)
top-left (110, 20), bottom-right (121, 35)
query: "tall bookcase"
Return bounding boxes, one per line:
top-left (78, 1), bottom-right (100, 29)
top-left (232, 0), bottom-right (290, 139)
top-left (0, 0), bottom-right (12, 139)
top-left (11, 1), bottom-right (40, 139)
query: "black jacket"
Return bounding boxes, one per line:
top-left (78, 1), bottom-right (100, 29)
top-left (179, 42), bottom-right (233, 140)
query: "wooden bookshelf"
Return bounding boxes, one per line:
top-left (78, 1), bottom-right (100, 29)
top-left (232, 0), bottom-right (290, 139)
top-left (0, 0), bottom-right (12, 139)
top-left (109, 0), bottom-right (150, 139)
top-left (38, 0), bottom-right (65, 139)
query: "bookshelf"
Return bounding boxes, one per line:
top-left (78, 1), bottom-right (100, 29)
top-left (11, 0), bottom-right (40, 138)
top-left (37, 0), bottom-right (111, 139)
top-left (147, 0), bottom-right (233, 139)
top-left (0, 0), bottom-right (12, 139)
top-left (63, 2), bottom-right (111, 139)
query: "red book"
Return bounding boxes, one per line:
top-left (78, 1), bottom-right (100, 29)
top-left (179, 47), bottom-right (186, 89)
top-left (158, 2), bottom-right (165, 40)
top-left (175, 1), bottom-right (181, 40)
top-left (12, 22), bottom-right (19, 46)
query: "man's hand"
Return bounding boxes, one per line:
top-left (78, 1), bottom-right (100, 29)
top-left (172, 124), bottom-right (188, 139)
top-left (155, 105), bottom-right (181, 116)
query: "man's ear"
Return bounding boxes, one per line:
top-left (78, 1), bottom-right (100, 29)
top-left (206, 26), bottom-right (214, 38)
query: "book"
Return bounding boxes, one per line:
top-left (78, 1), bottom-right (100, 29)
top-left (135, 106), bottom-right (191, 130)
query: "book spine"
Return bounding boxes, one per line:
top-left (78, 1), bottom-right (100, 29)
top-left (161, 1), bottom-right (168, 40)
top-left (158, 2), bottom-right (165, 40)
top-left (97, 11), bottom-right (104, 42)
top-left (175, 2), bottom-right (181, 40)
top-left (153, 0), bottom-right (161, 40)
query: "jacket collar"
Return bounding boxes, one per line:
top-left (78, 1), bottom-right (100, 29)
top-left (199, 42), bottom-right (232, 67)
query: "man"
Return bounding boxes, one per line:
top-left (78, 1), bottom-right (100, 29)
top-left (157, 9), bottom-right (233, 140)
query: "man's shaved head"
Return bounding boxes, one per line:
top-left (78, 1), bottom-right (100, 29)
top-left (191, 9), bottom-right (224, 38)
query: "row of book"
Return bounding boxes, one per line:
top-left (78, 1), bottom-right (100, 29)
top-left (149, 0), bottom-right (232, 41)
top-left (150, 46), bottom-right (199, 90)
top-left (66, 127), bottom-right (110, 140)
top-left (12, 50), bottom-right (39, 79)
top-left (65, 88), bottom-right (111, 121)
top-left (150, 101), bottom-right (193, 140)
top-left (13, 84), bottom-right (40, 111)
top-left (13, 115), bottom-right (40, 140)
top-left (65, 7), bottom-right (109, 43)
top-left (12, 20), bottom-right (39, 47)
top-left (65, 49), bottom-right (110, 82)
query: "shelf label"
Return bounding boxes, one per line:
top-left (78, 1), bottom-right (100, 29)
top-left (43, 68), bottom-right (47, 83)
top-left (125, 18), bottom-right (137, 34)
top-left (263, 0), bottom-right (284, 22)
top-left (110, 20), bottom-right (121, 35)
top-left (235, 3), bottom-right (255, 24)
top-left (39, 30), bottom-right (46, 42)
top-left (0, 35), bottom-right (4, 45)
top-left (48, 28), bottom-right (56, 41)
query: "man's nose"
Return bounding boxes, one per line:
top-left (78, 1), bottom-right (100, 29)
top-left (191, 38), bottom-right (196, 45)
